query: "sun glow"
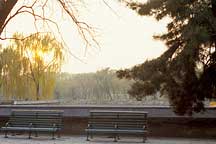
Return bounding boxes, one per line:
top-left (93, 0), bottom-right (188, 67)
top-left (25, 49), bottom-right (54, 65)
top-left (2, 1), bottom-right (168, 73)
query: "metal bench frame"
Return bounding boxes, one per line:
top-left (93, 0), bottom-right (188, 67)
top-left (85, 110), bottom-right (148, 142)
top-left (1, 110), bottom-right (63, 139)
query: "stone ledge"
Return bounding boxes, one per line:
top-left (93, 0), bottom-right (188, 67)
top-left (0, 105), bottom-right (215, 118)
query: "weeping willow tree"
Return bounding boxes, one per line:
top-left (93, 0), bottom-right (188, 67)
top-left (0, 48), bottom-right (24, 100)
top-left (0, 33), bottom-right (64, 101)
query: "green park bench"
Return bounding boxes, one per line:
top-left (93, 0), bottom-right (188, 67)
top-left (0, 109), bottom-right (63, 139)
top-left (85, 110), bottom-right (148, 142)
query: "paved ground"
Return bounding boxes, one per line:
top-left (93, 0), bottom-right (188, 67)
top-left (0, 134), bottom-right (216, 144)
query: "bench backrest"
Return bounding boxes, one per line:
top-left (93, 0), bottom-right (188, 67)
top-left (9, 110), bottom-right (63, 129)
top-left (88, 110), bottom-right (148, 130)
top-left (9, 110), bottom-right (35, 127)
top-left (34, 110), bottom-right (63, 128)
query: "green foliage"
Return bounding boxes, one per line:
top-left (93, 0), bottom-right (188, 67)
top-left (0, 33), bottom-right (64, 101)
top-left (118, 0), bottom-right (216, 115)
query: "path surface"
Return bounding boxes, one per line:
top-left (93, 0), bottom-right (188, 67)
top-left (0, 135), bottom-right (216, 144)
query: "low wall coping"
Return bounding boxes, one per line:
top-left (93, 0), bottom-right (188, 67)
top-left (0, 105), bottom-right (215, 118)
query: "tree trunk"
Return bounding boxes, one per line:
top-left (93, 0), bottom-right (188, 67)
top-left (0, 0), bottom-right (18, 35)
top-left (212, 0), bottom-right (216, 49)
top-left (36, 83), bottom-right (40, 101)
top-left (212, 0), bottom-right (216, 16)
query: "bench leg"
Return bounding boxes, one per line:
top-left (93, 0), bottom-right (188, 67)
top-left (86, 132), bottom-right (90, 141)
top-left (113, 134), bottom-right (117, 142)
top-left (4, 131), bottom-right (8, 138)
top-left (28, 131), bottom-right (32, 139)
top-left (143, 134), bottom-right (147, 143)
top-left (143, 137), bottom-right (146, 143)
top-left (57, 131), bottom-right (61, 138)
top-left (52, 131), bottom-right (55, 140)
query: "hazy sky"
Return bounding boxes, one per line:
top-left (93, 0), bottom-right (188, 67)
top-left (2, 0), bottom-right (169, 74)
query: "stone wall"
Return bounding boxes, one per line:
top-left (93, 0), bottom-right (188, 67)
top-left (0, 105), bottom-right (216, 138)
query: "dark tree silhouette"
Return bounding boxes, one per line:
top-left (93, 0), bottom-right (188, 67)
top-left (118, 0), bottom-right (216, 115)
top-left (0, 0), bottom-right (17, 35)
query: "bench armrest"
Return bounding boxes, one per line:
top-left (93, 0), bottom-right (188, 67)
top-left (143, 125), bottom-right (147, 130)
top-left (5, 122), bottom-right (10, 127)
top-left (87, 124), bottom-right (91, 128)
top-left (114, 124), bottom-right (118, 129)
top-left (52, 123), bottom-right (57, 128)
top-left (29, 123), bottom-right (33, 128)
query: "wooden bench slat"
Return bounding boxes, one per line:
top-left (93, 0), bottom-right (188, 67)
top-left (86, 110), bottom-right (148, 143)
top-left (0, 110), bottom-right (63, 139)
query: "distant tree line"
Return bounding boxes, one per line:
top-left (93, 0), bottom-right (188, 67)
top-left (53, 68), bottom-right (169, 105)
top-left (0, 66), bottom-right (169, 105)
top-left (54, 68), bottom-right (133, 104)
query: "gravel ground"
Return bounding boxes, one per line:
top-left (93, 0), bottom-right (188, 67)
top-left (0, 134), bottom-right (216, 144)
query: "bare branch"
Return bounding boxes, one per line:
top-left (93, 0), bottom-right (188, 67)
top-left (57, 0), bottom-right (99, 48)
top-left (0, 0), bottom-right (18, 34)
top-left (103, 0), bottom-right (121, 18)
top-left (1, 0), bottom-right (100, 50)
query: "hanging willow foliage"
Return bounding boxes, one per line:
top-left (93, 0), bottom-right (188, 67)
top-left (0, 33), bottom-right (64, 101)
